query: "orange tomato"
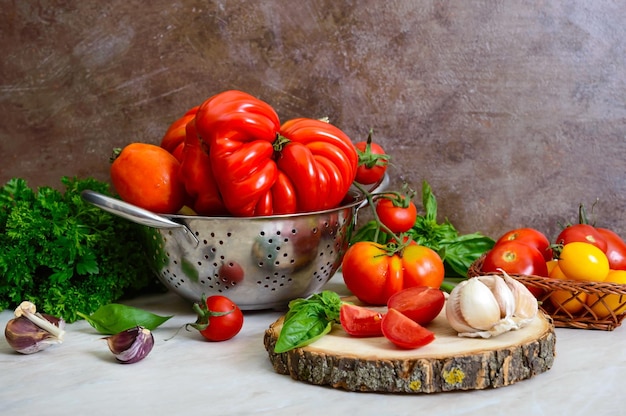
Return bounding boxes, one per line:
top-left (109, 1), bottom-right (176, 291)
top-left (587, 270), bottom-right (626, 319)
top-left (111, 142), bottom-right (186, 214)
top-left (548, 263), bottom-right (587, 314)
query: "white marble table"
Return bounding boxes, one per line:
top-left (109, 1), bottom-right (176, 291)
top-left (1, 274), bottom-right (624, 416)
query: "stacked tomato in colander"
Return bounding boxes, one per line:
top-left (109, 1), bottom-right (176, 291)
top-left (110, 90), bottom-right (360, 216)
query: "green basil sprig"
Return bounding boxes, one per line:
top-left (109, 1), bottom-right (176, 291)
top-left (274, 291), bottom-right (342, 353)
top-left (77, 304), bottom-right (172, 334)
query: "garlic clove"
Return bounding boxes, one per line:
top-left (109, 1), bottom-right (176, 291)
top-left (459, 278), bottom-right (502, 330)
top-left (445, 280), bottom-right (481, 334)
top-left (5, 314), bottom-right (65, 354)
top-left (477, 275), bottom-right (516, 319)
top-left (104, 326), bottom-right (154, 364)
top-left (501, 272), bottom-right (538, 320)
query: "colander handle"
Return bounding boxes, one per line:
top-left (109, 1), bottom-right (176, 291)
top-left (81, 190), bottom-right (185, 228)
top-left (81, 190), bottom-right (200, 247)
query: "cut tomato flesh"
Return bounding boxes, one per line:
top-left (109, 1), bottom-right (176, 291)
top-left (381, 308), bottom-right (435, 349)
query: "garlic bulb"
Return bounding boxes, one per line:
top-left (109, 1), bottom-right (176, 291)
top-left (445, 273), bottom-right (538, 338)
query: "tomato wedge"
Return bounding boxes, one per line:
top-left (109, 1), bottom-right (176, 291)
top-left (381, 308), bottom-right (435, 349)
top-left (387, 286), bottom-right (444, 325)
top-left (339, 304), bottom-right (384, 337)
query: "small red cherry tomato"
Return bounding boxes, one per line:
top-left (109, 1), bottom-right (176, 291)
top-left (354, 139), bottom-right (388, 185)
top-left (375, 195), bottom-right (418, 234)
top-left (191, 295), bottom-right (244, 342)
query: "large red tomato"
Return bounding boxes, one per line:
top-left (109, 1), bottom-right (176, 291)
top-left (495, 228), bottom-right (553, 261)
top-left (482, 240), bottom-right (549, 277)
top-left (342, 242), bottom-right (445, 305)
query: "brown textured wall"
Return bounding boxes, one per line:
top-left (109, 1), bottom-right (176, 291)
top-left (1, 0), bottom-right (625, 240)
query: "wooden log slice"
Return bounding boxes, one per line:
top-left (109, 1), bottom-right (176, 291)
top-left (264, 307), bottom-right (556, 393)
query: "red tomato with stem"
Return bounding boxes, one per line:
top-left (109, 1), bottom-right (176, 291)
top-left (381, 308), bottom-right (435, 349)
top-left (190, 295), bottom-right (244, 342)
top-left (387, 286), bottom-right (445, 325)
top-left (482, 240), bottom-right (549, 277)
top-left (339, 304), bottom-right (384, 337)
top-left (375, 195), bottom-right (418, 234)
top-left (342, 242), bottom-right (445, 305)
top-left (596, 228), bottom-right (626, 270)
top-left (110, 142), bottom-right (186, 214)
top-left (556, 224), bottom-right (607, 253)
top-left (354, 132), bottom-right (389, 185)
top-left (495, 228), bottom-right (553, 261)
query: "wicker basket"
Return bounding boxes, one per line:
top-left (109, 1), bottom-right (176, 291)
top-left (468, 255), bottom-right (626, 331)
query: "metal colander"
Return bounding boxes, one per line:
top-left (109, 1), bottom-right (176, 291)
top-left (82, 185), bottom-right (377, 310)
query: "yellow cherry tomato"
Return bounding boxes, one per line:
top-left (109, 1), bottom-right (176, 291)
top-left (558, 242), bottom-right (609, 282)
top-left (587, 270), bottom-right (626, 318)
top-left (549, 263), bottom-right (587, 314)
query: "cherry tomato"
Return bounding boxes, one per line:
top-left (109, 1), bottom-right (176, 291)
top-left (548, 263), bottom-right (587, 314)
top-left (375, 196), bottom-right (418, 234)
top-left (217, 261), bottom-right (245, 286)
top-left (482, 241), bottom-right (549, 277)
top-left (386, 286), bottom-right (444, 325)
top-left (558, 242), bottom-right (609, 282)
top-left (495, 228), bottom-right (553, 261)
top-left (381, 308), bottom-right (435, 349)
top-left (587, 269), bottom-right (626, 318)
top-left (191, 295), bottom-right (244, 342)
top-left (596, 228), bottom-right (626, 270)
top-left (556, 224), bottom-right (607, 252)
top-left (342, 242), bottom-right (445, 305)
top-left (354, 140), bottom-right (388, 185)
top-left (339, 304), bottom-right (384, 337)
top-left (110, 143), bottom-right (186, 214)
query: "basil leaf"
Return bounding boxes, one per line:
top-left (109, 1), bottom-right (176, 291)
top-left (77, 303), bottom-right (172, 334)
top-left (440, 234), bottom-right (495, 277)
top-left (274, 291), bottom-right (342, 353)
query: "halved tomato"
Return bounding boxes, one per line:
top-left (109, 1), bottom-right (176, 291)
top-left (386, 286), bottom-right (444, 325)
top-left (339, 304), bottom-right (384, 337)
top-left (381, 308), bottom-right (435, 349)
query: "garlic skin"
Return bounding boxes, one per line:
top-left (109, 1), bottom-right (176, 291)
top-left (445, 273), bottom-right (539, 338)
top-left (4, 301), bottom-right (65, 354)
top-left (104, 326), bottom-right (154, 364)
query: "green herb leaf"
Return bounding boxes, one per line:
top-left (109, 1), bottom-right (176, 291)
top-left (274, 291), bottom-right (342, 353)
top-left (0, 176), bottom-right (161, 322)
top-left (77, 304), bottom-right (172, 334)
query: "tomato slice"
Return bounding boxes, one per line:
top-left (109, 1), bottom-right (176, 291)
top-left (339, 304), bottom-right (384, 337)
top-left (386, 286), bottom-right (444, 325)
top-left (381, 308), bottom-right (435, 349)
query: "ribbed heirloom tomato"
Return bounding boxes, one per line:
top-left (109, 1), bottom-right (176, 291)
top-left (342, 241), bottom-right (445, 305)
top-left (193, 90), bottom-right (358, 216)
